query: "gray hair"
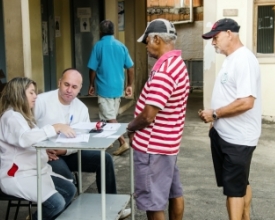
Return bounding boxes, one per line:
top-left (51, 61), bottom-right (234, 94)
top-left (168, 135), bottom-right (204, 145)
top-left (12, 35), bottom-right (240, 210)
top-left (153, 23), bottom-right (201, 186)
top-left (148, 32), bottom-right (177, 44)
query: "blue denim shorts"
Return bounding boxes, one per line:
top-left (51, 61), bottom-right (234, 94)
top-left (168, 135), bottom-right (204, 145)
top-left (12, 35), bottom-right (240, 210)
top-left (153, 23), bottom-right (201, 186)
top-left (133, 149), bottom-right (183, 211)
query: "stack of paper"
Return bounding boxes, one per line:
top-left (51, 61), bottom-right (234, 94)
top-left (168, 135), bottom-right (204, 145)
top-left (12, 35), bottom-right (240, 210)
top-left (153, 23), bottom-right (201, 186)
top-left (56, 133), bottom-right (90, 143)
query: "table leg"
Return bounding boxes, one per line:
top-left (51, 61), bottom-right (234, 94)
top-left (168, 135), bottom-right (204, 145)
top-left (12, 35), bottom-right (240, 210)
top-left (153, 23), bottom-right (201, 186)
top-left (101, 150), bottom-right (106, 220)
top-left (130, 147), bottom-right (135, 219)
top-left (36, 149), bottom-right (42, 220)
top-left (78, 150), bottom-right (82, 193)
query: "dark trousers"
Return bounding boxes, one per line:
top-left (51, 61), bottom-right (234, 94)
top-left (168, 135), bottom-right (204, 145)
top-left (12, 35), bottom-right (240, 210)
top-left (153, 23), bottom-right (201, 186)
top-left (48, 150), bottom-right (117, 194)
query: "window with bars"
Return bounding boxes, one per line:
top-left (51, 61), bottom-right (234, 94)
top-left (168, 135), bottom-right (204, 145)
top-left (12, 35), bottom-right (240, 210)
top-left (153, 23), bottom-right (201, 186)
top-left (256, 5), bottom-right (275, 54)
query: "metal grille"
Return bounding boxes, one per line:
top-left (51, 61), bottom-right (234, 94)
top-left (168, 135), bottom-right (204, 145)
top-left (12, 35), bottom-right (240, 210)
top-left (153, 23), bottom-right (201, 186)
top-left (257, 5), bottom-right (275, 53)
top-left (185, 59), bottom-right (203, 92)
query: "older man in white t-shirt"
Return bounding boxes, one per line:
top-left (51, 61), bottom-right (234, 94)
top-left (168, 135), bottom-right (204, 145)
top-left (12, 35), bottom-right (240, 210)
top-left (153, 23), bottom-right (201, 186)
top-left (199, 18), bottom-right (261, 220)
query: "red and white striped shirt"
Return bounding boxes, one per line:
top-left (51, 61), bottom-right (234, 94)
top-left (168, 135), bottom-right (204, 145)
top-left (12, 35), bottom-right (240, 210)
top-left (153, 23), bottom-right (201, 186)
top-left (132, 50), bottom-right (190, 155)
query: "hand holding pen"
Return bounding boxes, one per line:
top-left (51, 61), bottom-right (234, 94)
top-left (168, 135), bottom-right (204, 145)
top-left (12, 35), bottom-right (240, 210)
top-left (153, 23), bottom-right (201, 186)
top-left (69, 115), bottom-right (74, 125)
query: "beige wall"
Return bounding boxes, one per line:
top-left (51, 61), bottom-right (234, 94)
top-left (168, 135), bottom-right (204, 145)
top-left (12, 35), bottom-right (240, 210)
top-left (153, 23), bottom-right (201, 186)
top-left (105, 0), bottom-right (118, 38)
top-left (130, 0), bottom-right (148, 98)
top-left (3, 0), bottom-right (44, 91)
top-left (118, 0), bottom-right (125, 43)
top-left (3, 0), bottom-right (24, 79)
top-left (54, 0), bottom-right (72, 81)
top-left (118, 32), bottom-right (125, 43)
top-left (175, 21), bottom-right (203, 60)
top-left (261, 65), bottom-right (275, 119)
top-left (29, 0), bottom-right (44, 92)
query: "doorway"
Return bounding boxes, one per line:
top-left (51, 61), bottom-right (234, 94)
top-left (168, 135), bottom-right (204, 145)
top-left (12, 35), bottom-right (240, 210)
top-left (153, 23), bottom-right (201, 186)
top-left (41, 0), bottom-right (57, 91)
top-left (71, 0), bottom-right (104, 95)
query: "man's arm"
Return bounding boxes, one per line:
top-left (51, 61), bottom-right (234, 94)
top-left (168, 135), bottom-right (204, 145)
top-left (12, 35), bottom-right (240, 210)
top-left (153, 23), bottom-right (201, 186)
top-left (127, 104), bottom-right (160, 131)
top-left (127, 104), bottom-right (160, 145)
top-left (199, 96), bottom-right (255, 123)
top-left (125, 67), bottom-right (134, 97)
top-left (88, 69), bottom-right (96, 95)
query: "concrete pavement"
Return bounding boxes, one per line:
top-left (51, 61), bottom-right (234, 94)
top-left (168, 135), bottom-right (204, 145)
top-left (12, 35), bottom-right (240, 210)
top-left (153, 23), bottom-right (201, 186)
top-left (1, 91), bottom-right (275, 219)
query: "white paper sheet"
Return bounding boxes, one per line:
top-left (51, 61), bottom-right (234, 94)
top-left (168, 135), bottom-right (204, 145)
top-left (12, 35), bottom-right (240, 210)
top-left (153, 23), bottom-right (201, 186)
top-left (71, 122), bottom-right (96, 130)
top-left (71, 122), bottom-right (121, 132)
top-left (103, 123), bottom-right (121, 131)
top-left (93, 131), bottom-right (117, 138)
top-left (56, 133), bottom-right (90, 143)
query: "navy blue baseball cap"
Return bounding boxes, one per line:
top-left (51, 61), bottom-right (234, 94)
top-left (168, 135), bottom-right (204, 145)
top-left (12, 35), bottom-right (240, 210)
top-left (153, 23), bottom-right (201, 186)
top-left (202, 18), bottom-right (240, 39)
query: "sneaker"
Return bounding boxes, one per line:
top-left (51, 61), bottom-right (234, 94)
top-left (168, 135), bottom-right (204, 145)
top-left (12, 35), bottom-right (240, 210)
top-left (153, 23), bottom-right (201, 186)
top-left (113, 143), bottom-right (129, 156)
top-left (119, 208), bottom-right (131, 219)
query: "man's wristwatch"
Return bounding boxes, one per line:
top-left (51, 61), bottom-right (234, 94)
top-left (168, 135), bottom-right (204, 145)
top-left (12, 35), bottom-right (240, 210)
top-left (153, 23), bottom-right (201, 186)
top-left (212, 110), bottom-right (219, 120)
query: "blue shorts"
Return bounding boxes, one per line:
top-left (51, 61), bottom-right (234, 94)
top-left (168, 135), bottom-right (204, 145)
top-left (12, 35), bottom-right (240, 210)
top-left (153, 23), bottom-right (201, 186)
top-left (209, 127), bottom-right (256, 197)
top-left (133, 149), bottom-right (183, 211)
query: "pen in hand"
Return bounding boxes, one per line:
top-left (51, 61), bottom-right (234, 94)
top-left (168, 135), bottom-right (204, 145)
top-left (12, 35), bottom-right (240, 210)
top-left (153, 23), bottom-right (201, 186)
top-left (69, 115), bottom-right (73, 126)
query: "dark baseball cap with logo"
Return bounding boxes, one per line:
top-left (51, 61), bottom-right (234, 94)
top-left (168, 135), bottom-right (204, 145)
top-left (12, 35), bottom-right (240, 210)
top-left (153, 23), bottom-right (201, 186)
top-left (202, 18), bottom-right (240, 40)
top-left (137, 18), bottom-right (177, 44)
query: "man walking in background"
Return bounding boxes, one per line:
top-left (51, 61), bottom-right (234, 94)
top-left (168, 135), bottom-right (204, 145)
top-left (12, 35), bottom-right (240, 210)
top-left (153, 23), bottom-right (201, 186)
top-left (87, 20), bottom-right (134, 156)
top-left (199, 18), bottom-right (261, 220)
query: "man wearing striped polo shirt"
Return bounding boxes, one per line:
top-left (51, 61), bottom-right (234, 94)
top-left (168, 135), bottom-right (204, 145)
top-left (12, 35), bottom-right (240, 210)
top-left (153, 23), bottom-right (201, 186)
top-left (127, 19), bottom-right (190, 220)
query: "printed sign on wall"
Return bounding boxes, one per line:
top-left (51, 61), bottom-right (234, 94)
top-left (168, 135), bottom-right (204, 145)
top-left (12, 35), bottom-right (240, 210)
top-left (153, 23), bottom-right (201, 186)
top-left (77, 8), bottom-right (91, 32)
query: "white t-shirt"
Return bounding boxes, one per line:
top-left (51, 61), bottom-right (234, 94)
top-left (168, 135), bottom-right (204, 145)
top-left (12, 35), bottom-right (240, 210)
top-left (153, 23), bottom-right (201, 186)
top-left (34, 89), bottom-right (90, 155)
top-left (211, 46), bottom-right (261, 146)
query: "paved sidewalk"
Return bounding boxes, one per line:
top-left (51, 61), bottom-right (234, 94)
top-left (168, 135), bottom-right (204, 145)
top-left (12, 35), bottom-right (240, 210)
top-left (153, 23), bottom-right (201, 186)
top-left (1, 91), bottom-right (275, 219)
top-left (86, 91), bottom-right (275, 220)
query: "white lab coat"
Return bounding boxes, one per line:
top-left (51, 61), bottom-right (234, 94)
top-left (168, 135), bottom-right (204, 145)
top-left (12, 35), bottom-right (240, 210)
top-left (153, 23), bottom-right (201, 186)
top-left (0, 109), bottom-right (62, 202)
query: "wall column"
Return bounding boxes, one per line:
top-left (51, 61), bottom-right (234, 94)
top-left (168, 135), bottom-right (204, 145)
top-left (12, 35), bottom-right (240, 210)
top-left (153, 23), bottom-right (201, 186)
top-left (21, 0), bottom-right (32, 78)
top-left (202, 0), bottom-right (217, 109)
top-left (104, 0), bottom-right (118, 37)
top-left (119, 0), bottom-right (147, 110)
top-left (3, 0), bottom-right (44, 90)
top-left (3, 0), bottom-right (24, 79)
top-left (131, 0), bottom-right (147, 98)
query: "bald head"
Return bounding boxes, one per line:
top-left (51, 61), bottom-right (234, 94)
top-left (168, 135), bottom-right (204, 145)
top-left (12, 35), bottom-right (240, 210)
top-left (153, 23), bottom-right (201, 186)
top-left (62, 68), bottom-right (83, 83)
top-left (58, 68), bottom-right (83, 105)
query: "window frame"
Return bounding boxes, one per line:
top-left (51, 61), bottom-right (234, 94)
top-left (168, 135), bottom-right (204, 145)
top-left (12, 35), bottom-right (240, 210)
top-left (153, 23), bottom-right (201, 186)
top-left (254, 0), bottom-right (275, 58)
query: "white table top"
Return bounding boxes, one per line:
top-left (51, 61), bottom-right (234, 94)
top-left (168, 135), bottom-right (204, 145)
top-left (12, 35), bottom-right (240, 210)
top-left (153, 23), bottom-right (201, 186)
top-left (34, 123), bottom-right (128, 150)
top-left (34, 122), bottom-right (132, 220)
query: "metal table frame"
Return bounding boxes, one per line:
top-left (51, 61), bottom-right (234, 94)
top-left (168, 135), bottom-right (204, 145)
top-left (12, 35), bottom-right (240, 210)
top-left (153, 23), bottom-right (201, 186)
top-left (35, 123), bottom-right (134, 220)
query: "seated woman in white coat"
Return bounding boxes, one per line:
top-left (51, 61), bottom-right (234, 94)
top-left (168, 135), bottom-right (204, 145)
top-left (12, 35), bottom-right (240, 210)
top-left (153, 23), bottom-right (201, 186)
top-left (0, 77), bottom-right (76, 220)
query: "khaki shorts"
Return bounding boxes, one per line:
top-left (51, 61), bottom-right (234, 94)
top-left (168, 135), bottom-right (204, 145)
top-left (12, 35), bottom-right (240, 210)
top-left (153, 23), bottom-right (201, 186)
top-left (98, 96), bottom-right (121, 120)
